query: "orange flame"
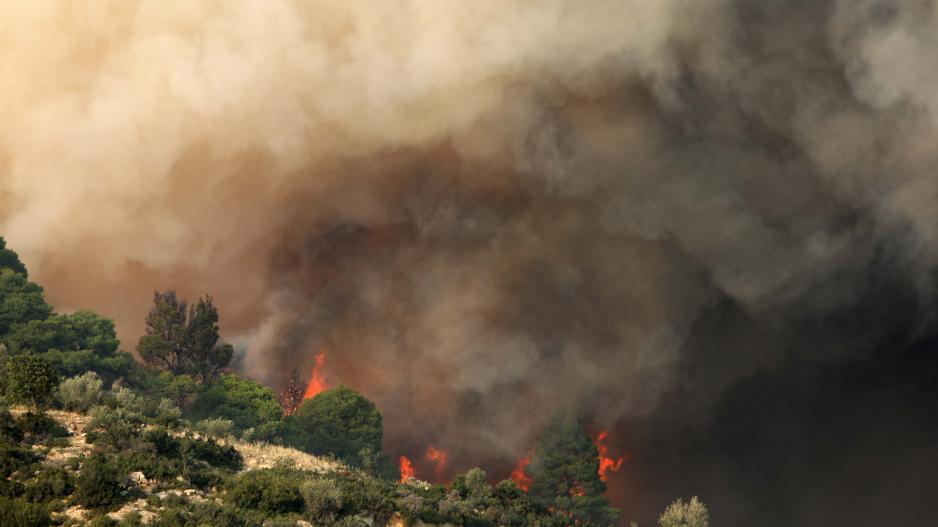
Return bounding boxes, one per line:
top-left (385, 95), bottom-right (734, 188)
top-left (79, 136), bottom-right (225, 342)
top-left (510, 455), bottom-right (533, 491)
top-left (303, 351), bottom-right (328, 400)
top-left (399, 456), bottom-right (415, 483)
top-left (425, 446), bottom-right (448, 482)
top-left (594, 430), bottom-right (625, 481)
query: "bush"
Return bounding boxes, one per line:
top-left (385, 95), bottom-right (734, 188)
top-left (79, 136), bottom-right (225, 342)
top-left (4, 310), bottom-right (132, 384)
top-left (0, 440), bottom-right (41, 479)
top-left (289, 386), bottom-right (383, 467)
top-left (301, 478), bottom-right (343, 523)
top-left (7, 355), bottom-right (59, 409)
top-left (227, 469), bottom-right (305, 514)
top-left (113, 387), bottom-right (144, 413)
top-left (0, 408), bottom-right (24, 442)
top-left (75, 454), bottom-right (127, 510)
top-left (155, 398), bottom-right (182, 427)
top-left (23, 465), bottom-right (74, 502)
top-left (179, 435), bottom-right (243, 471)
top-left (194, 417), bottom-right (234, 438)
top-left (189, 374), bottom-right (282, 433)
top-left (147, 499), bottom-right (262, 527)
top-left (16, 412), bottom-right (69, 444)
top-left (57, 371), bottom-right (104, 412)
top-left (0, 496), bottom-right (49, 527)
top-left (659, 496), bottom-right (709, 527)
top-left (332, 474), bottom-right (394, 521)
top-left (85, 406), bottom-right (142, 448)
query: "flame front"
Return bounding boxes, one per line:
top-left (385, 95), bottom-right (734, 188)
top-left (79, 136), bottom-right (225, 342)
top-left (303, 351), bottom-right (328, 400)
top-left (425, 446), bottom-right (448, 482)
top-left (594, 430), bottom-right (625, 481)
top-left (399, 456), bottom-right (415, 483)
top-left (510, 456), bottom-right (532, 491)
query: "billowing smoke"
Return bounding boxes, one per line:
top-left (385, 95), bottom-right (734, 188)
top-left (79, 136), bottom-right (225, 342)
top-left (3, 1), bottom-right (938, 525)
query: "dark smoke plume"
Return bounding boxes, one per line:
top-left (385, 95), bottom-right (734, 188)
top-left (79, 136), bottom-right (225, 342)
top-left (3, 1), bottom-right (938, 525)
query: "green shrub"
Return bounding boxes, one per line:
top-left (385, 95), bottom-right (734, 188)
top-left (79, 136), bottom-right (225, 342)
top-left (87, 515), bottom-right (119, 527)
top-left (113, 387), bottom-right (145, 413)
top-left (5, 310), bottom-right (132, 385)
top-left (143, 428), bottom-right (179, 457)
top-left (148, 499), bottom-right (262, 527)
top-left (301, 478), bottom-right (343, 523)
top-left (227, 469), bottom-right (305, 514)
top-left (85, 406), bottom-right (143, 448)
top-left (659, 496), bottom-right (709, 527)
top-left (155, 398), bottom-right (182, 427)
top-left (189, 374), bottom-right (282, 433)
top-left (288, 386), bottom-right (383, 467)
top-left (241, 419), bottom-right (304, 446)
top-left (0, 440), bottom-right (41, 479)
top-left (23, 465), bottom-right (74, 502)
top-left (332, 474), bottom-right (394, 521)
top-left (0, 477), bottom-right (25, 498)
top-left (57, 372), bottom-right (104, 412)
top-left (0, 408), bottom-right (24, 442)
top-left (0, 496), bottom-right (50, 527)
top-left (194, 417), bottom-right (234, 438)
top-left (75, 454), bottom-right (127, 510)
top-left (7, 355), bottom-right (59, 409)
top-left (179, 435), bottom-right (242, 471)
top-left (16, 412), bottom-right (69, 445)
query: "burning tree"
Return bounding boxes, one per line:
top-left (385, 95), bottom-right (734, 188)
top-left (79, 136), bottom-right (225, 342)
top-left (279, 368), bottom-right (305, 415)
top-left (528, 413), bottom-right (620, 527)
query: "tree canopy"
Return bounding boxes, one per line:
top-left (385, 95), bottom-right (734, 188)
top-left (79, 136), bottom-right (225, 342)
top-left (0, 237), bottom-right (28, 278)
top-left (289, 386), bottom-right (383, 467)
top-left (7, 355), bottom-right (60, 409)
top-left (0, 269), bottom-right (52, 337)
top-left (528, 413), bottom-right (619, 527)
top-left (5, 310), bottom-right (133, 384)
top-left (136, 291), bottom-right (232, 383)
top-left (190, 373), bottom-right (283, 432)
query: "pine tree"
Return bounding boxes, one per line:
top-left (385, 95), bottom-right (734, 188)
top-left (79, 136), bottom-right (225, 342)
top-left (136, 291), bottom-right (232, 383)
top-left (279, 368), bottom-right (305, 414)
top-left (0, 237), bottom-right (28, 277)
top-left (528, 412), bottom-right (620, 527)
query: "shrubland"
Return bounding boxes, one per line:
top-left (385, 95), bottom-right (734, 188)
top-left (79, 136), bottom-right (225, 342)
top-left (0, 236), bottom-right (703, 526)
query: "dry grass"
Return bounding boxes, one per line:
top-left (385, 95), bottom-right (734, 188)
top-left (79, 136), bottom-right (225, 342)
top-left (223, 437), bottom-right (342, 473)
top-left (14, 405), bottom-right (342, 474)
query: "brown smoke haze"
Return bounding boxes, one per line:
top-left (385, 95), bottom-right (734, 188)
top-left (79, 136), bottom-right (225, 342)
top-left (4, 1), bottom-right (938, 525)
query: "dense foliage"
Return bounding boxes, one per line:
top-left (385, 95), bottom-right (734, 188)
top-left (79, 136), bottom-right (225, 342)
top-left (189, 373), bottom-right (282, 433)
top-left (0, 268), bottom-right (52, 336)
top-left (659, 496), bottom-right (710, 527)
top-left (7, 355), bottom-right (60, 409)
top-left (289, 386), bottom-right (383, 467)
top-left (0, 237), bottom-right (28, 278)
top-left (0, 236), bottom-right (698, 526)
top-left (136, 292), bottom-right (232, 383)
top-left (529, 413), bottom-right (620, 527)
top-left (6, 310), bottom-right (134, 384)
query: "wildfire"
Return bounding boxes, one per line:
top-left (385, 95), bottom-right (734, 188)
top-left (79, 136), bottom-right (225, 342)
top-left (510, 455), bottom-right (533, 491)
top-left (399, 456), bottom-right (415, 483)
top-left (594, 430), bottom-right (625, 481)
top-left (303, 351), bottom-right (328, 400)
top-left (425, 446), bottom-right (448, 482)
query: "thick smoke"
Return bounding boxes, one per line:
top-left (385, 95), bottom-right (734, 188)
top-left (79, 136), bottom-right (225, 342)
top-left (3, 2), bottom-right (938, 525)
